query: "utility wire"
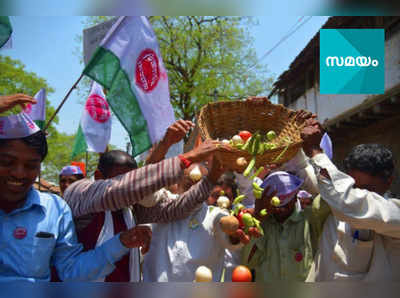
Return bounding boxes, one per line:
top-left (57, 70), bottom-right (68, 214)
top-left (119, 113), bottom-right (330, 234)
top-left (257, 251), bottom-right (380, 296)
top-left (249, 16), bottom-right (313, 71)
top-left (210, 16), bottom-right (314, 100)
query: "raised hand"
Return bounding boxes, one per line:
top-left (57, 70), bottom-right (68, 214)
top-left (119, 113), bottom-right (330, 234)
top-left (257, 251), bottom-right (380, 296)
top-left (293, 109), bottom-right (316, 126)
top-left (163, 119), bottom-right (195, 146)
top-left (146, 119), bottom-right (195, 164)
top-left (181, 139), bottom-right (232, 164)
top-left (0, 94), bottom-right (37, 113)
top-left (300, 118), bottom-right (325, 157)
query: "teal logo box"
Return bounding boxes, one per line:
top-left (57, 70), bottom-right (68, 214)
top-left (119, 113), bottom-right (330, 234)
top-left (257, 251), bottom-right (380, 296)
top-left (320, 29), bottom-right (384, 94)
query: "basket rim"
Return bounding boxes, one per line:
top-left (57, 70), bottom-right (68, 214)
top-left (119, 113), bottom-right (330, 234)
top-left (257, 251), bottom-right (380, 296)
top-left (202, 137), bottom-right (304, 154)
top-left (198, 98), bottom-right (305, 144)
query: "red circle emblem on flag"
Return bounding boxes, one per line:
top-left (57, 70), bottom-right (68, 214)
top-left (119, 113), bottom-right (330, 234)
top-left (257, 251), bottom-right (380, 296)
top-left (135, 48), bottom-right (160, 93)
top-left (85, 94), bottom-right (111, 123)
top-left (24, 103), bottom-right (32, 114)
top-left (13, 227), bottom-right (27, 239)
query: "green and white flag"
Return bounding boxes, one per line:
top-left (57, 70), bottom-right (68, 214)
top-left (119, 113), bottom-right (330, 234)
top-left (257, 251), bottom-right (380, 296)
top-left (23, 88), bottom-right (46, 129)
top-left (83, 16), bottom-right (175, 156)
top-left (0, 16), bottom-right (12, 49)
top-left (71, 81), bottom-right (112, 158)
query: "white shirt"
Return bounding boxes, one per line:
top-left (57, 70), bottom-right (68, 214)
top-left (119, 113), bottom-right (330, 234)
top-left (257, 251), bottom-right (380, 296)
top-left (143, 198), bottom-right (242, 282)
top-left (306, 153), bottom-right (400, 281)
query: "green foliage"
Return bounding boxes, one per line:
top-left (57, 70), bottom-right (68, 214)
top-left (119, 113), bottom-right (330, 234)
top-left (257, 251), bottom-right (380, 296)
top-left (43, 132), bottom-right (102, 183)
top-left (0, 55), bottom-right (104, 183)
top-left (78, 16), bottom-right (273, 121)
top-left (0, 55), bottom-right (58, 134)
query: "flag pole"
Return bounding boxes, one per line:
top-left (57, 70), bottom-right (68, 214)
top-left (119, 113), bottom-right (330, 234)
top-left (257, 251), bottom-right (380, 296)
top-left (44, 73), bottom-right (84, 132)
top-left (85, 151), bottom-right (88, 176)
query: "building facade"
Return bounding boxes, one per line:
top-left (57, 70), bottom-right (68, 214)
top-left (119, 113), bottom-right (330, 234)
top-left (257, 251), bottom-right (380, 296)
top-left (270, 16), bottom-right (400, 196)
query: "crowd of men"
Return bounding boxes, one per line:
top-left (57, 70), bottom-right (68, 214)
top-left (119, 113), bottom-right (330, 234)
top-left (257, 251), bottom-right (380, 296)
top-left (0, 93), bottom-right (399, 282)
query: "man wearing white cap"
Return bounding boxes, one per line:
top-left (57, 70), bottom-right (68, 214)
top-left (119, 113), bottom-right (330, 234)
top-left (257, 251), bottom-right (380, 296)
top-left (242, 170), bottom-right (330, 281)
top-left (59, 165), bottom-right (85, 197)
top-left (301, 117), bottom-right (400, 281)
top-left (0, 112), bottom-right (152, 282)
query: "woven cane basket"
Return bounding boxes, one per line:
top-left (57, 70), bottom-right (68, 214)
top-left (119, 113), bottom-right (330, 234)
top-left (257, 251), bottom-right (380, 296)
top-left (198, 97), bottom-right (305, 172)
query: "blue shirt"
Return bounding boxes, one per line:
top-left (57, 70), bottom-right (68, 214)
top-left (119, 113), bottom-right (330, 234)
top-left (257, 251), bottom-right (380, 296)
top-left (0, 187), bottom-right (129, 282)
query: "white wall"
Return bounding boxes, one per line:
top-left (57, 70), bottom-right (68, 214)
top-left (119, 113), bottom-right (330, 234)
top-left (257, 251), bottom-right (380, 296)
top-left (281, 30), bottom-right (400, 123)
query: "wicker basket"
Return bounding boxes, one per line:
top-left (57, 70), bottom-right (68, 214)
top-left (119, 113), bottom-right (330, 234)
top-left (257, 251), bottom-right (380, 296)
top-left (198, 97), bottom-right (305, 172)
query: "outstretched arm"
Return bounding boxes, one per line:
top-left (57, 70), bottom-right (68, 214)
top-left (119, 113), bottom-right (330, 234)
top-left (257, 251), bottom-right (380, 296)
top-left (301, 117), bottom-right (400, 238)
top-left (65, 140), bottom-right (229, 217)
top-left (136, 154), bottom-right (227, 223)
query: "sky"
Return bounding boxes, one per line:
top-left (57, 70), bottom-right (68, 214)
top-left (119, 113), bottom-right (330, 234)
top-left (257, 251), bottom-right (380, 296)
top-left (3, 16), bottom-right (329, 151)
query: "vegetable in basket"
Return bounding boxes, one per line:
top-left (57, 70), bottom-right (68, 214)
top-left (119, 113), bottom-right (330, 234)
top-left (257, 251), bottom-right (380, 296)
top-left (239, 130), bottom-right (252, 142)
top-left (232, 135), bottom-right (243, 145)
top-left (266, 130), bottom-right (277, 141)
top-left (221, 139), bottom-right (230, 146)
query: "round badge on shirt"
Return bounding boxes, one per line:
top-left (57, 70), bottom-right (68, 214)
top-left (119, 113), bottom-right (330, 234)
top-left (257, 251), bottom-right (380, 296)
top-left (294, 252), bottom-right (303, 262)
top-left (13, 227), bottom-right (27, 239)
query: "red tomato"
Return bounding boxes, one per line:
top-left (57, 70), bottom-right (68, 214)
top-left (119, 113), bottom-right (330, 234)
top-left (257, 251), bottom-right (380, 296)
top-left (232, 265), bottom-right (252, 282)
top-left (239, 131), bottom-right (252, 142)
top-left (236, 211), bottom-right (245, 227)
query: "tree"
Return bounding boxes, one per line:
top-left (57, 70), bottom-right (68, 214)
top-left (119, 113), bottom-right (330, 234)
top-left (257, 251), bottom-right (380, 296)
top-left (43, 132), bottom-right (101, 183)
top-left (78, 16), bottom-right (273, 121)
top-left (0, 55), bottom-right (57, 133)
top-left (0, 55), bottom-right (100, 183)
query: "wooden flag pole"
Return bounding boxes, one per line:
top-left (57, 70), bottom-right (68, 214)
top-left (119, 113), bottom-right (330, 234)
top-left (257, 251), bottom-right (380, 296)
top-left (44, 73), bottom-right (84, 132)
top-left (85, 151), bottom-right (89, 176)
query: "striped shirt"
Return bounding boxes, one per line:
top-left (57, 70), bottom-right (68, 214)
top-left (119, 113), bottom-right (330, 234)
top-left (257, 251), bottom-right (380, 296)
top-left (64, 157), bottom-right (214, 224)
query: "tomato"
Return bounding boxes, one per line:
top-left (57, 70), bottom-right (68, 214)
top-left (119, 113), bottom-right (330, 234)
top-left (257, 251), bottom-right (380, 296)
top-left (237, 211), bottom-right (245, 227)
top-left (232, 265), bottom-right (252, 282)
top-left (248, 227), bottom-right (261, 238)
top-left (239, 131), bottom-right (252, 142)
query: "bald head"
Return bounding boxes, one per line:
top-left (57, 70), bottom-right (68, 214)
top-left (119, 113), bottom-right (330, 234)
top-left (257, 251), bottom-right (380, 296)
top-left (97, 150), bottom-right (138, 179)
